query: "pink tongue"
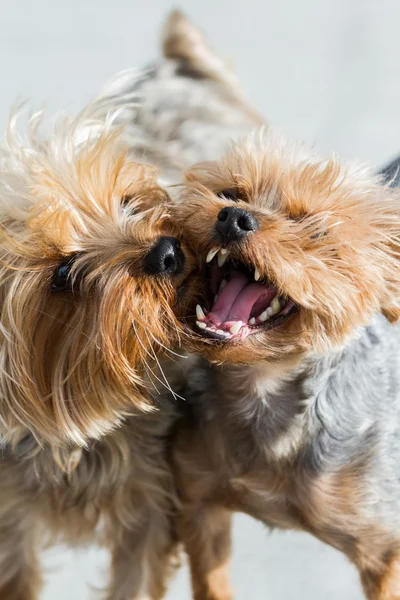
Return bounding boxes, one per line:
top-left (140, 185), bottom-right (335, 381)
top-left (227, 285), bottom-right (272, 322)
top-left (209, 271), bottom-right (273, 327)
top-left (210, 272), bottom-right (248, 323)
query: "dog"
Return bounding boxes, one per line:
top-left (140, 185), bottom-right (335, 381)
top-left (172, 127), bottom-right (400, 600)
top-left (0, 10), bottom-right (265, 600)
top-left (0, 95), bottom-right (200, 600)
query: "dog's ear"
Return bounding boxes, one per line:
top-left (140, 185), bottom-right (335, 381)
top-left (375, 192), bottom-right (400, 324)
top-left (380, 254), bottom-right (400, 324)
top-left (382, 305), bottom-right (400, 323)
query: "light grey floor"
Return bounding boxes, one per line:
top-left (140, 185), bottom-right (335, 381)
top-left (2, 0), bottom-right (400, 598)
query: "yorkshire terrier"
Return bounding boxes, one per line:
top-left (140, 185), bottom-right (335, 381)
top-left (172, 128), bottom-right (400, 600)
top-left (0, 97), bottom-right (199, 600)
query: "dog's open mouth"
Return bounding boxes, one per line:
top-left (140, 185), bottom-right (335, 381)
top-left (194, 248), bottom-right (297, 341)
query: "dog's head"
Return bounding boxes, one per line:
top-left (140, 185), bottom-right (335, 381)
top-left (0, 110), bottom-right (197, 446)
top-left (175, 128), bottom-right (400, 364)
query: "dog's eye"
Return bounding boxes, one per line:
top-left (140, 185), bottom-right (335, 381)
top-left (291, 214), bottom-right (328, 240)
top-left (51, 257), bottom-right (76, 292)
top-left (121, 195), bottom-right (137, 215)
top-left (217, 188), bottom-right (239, 202)
top-left (310, 231), bottom-right (328, 240)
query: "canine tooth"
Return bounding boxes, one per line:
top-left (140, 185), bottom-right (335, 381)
top-left (220, 279), bottom-right (227, 291)
top-left (230, 321), bottom-right (242, 335)
top-left (254, 268), bottom-right (261, 281)
top-left (220, 248), bottom-right (228, 255)
top-left (259, 311), bottom-right (268, 322)
top-left (249, 317), bottom-right (256, 325)
top-left (216, 329), bottom-right (225, 336)
top-left (206, 247), bottom-right (219, 263)
top-left (218, 250), bottom-right (229, 267)
top-left (266, 306), bottom-right (274, 316)
top-left (196, 305), bottom-right (206, 321)
top-left (196, 321), bottom-right (207, 329)
top-left (270, 297), bottom-right (281, 315)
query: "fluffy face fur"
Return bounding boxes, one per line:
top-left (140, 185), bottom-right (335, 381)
top-left (0, 110), bottom-right (197, 448)
top-left (176, 128), bottom-right (400, 363)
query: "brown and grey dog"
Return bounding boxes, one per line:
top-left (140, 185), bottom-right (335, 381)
top-left (171, 125), bottom-right (400, 600)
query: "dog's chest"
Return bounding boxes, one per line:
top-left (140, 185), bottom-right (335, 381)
top-left (8, 413), bottom-right (174, 545)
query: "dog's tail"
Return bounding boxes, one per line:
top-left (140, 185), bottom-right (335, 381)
top-left (163, 11), bottom-right (238, 89)
top-left (162, 11), bottom-right (263, 123)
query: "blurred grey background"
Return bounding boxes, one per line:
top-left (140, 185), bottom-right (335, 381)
top-left (3, 0), bottom-right (400, 598)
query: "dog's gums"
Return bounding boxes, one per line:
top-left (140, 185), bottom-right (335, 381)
top-left (195, 249), bottom-right (297, 340)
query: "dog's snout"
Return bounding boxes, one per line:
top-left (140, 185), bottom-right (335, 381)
top-left (144, 236), bottom-right (185, 276)
top-left (216, 207), bottom-right (259, 243)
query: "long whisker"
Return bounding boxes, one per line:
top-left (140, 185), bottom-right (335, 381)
top-left (142, 358), bottom-right (162, 397)
top-left (148, 332), bottom-right (188, 359)
top-left (131, 321), bottom-right (181, 398)
top-left (143, 330), bottom-right (185, 401)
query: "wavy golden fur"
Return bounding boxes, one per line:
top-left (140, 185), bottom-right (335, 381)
top-left (0, 100), bottom-right (197, 599)
top-left (0, 110), bottom-right (198, 447)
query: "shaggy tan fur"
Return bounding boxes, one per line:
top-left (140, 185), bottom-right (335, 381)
top-left (0, 99), bottom-right (198, 599)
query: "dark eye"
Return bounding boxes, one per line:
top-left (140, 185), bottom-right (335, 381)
top-left (51, 257), bottom-right (76, 292)
top-left (217, 188), bottom-right (239, 202)
top-left (310, 231), bottom-right (328, 240)
top-left (121, 195), bottom-right (136, 215)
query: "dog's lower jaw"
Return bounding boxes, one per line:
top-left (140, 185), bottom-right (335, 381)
top-left (174, 314), bottom-right (400, 600)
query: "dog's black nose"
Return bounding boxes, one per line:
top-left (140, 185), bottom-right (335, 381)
top-left (144, 236), bottom-right (185, 276)
top-left (216, 207), bottom-right (259, 242)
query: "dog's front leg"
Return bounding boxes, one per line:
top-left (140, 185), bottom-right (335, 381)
top-left (173, 425), bottom-right (234, 600)
top-left (0, 507), bottom-right (42, 600)
top-left (179, 503), bottom-right (234, 600)
top-left (106, 508), bottom-right (178, 600)
top-left (361, 557), bottom-right (400, 600)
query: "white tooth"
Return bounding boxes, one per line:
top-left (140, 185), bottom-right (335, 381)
top-left (270, 297), bottom-right (281, 315)
top-left (220, 248), bottom-right (228, 255)
top-left (216, 329), bottom-right (225, 336)
top-left (219, 279), bottom-right (227, 291)
top-left (196, 321), bottom-right (207, 329)
top-left (230, 321), bottom-right (242, 335)
top-left (218, 251), bottom-right (229, 267)
top-left (206, 247), bottom-right (219, 263)
top-left (196, 305), bottom-right (206, 321)
top-left (266, 306), bottom-right (274, 316)
top-left (259, 311), bottom-right (268, 322)
top-left (254, 268), bottom-right (261, 281)
top-left (249, 317), bottom-right (256, 325)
